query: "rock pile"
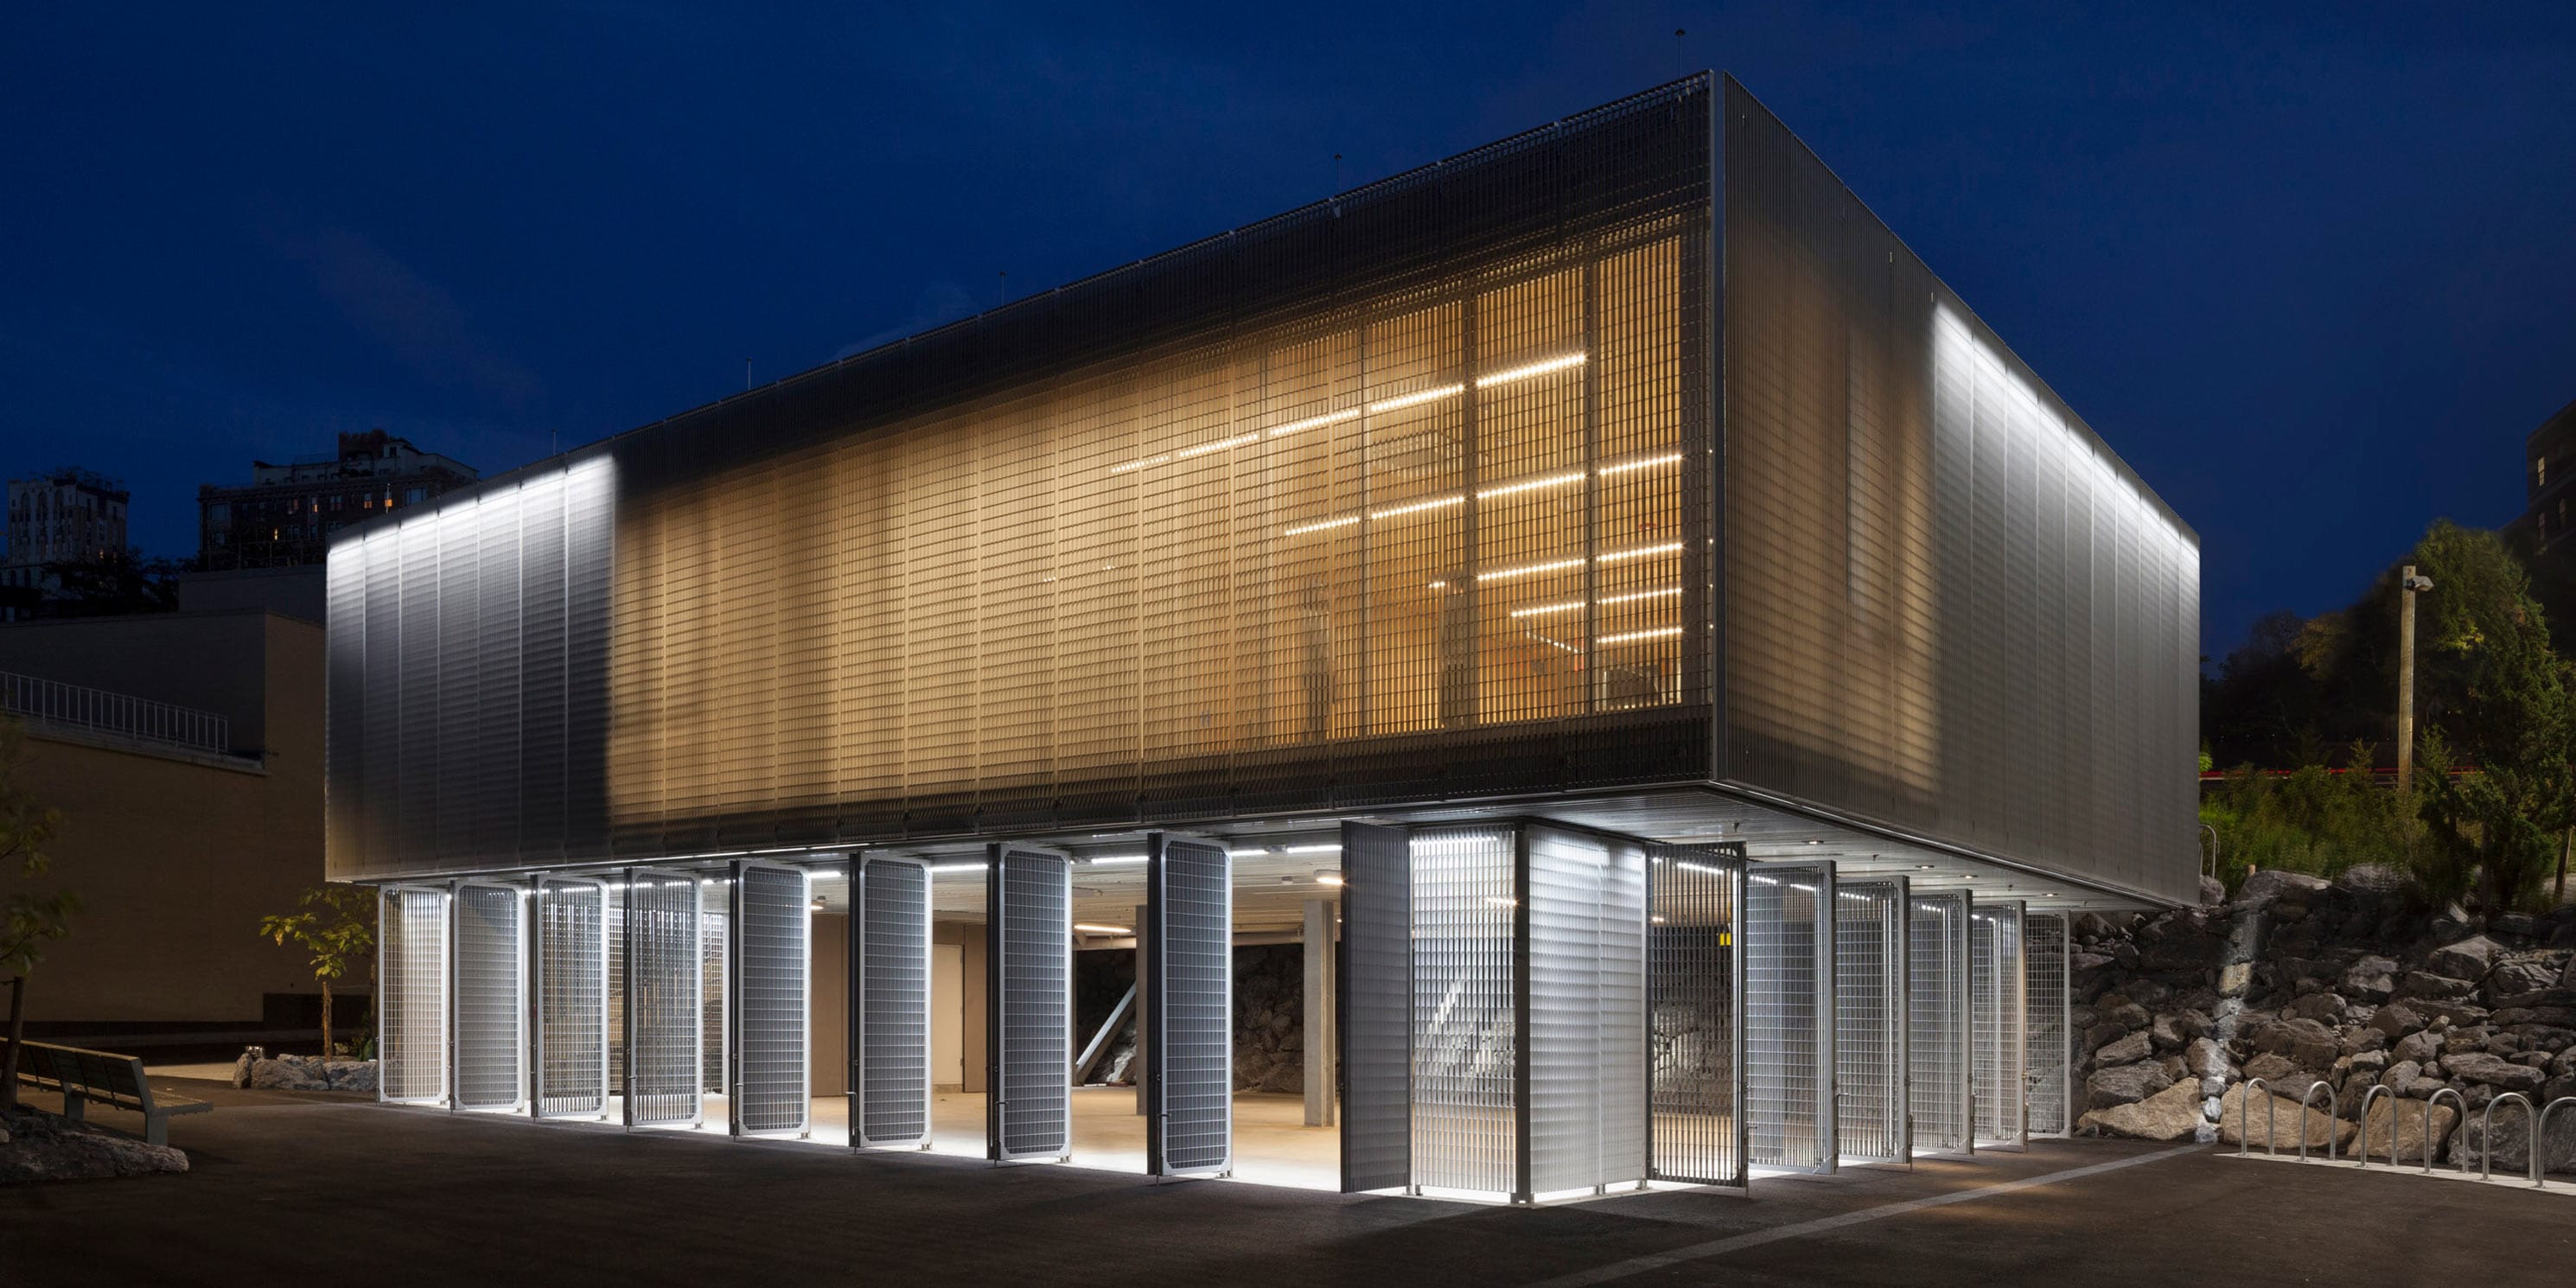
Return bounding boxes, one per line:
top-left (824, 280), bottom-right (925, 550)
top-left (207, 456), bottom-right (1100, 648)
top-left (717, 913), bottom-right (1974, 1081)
top-left (2073, 868), bottom-right (2576, 1171)
top-left (0, 1105), bottom-right (188, 1183)
top-left (232, 1051), bottom-right (379, 1093)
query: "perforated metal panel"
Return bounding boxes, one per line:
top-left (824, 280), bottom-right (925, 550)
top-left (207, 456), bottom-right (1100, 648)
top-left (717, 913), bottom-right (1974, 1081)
top-left (857, 857), bottom-right (933, 1149)
top-left (1339, 821), bottom-right (1412, 1192)
top-left (379, 885), bottom-right (449, 1105)
top-left (533, 877), bottom-right (609, 1119)
top-left (730, 862), bottom-right (810, 1138)
top-left (603, 887), bottom-right (624, 1095)
top-left (451, 881), bottom-right (526, 1112)
top-left (1147, 834), bottom-right (1232, 1177)
top-left (1523, 825), bottom-right (1648, 1196)
top-left (1972, 900), bottom-right (2026, 1148)
top-left (1745, 863), bottom-right (1833, 1171)
top-left (701, 883), bottom-right (727, 1094)
top-left (1833, 879), bottom-right (1907, 1163)
top-left (2025, 911), bottom-right (2071, 1138)
top-left (1909, 891), bottom-right (1972, 1155)
top-left (988, 845), bottom-right (1072, 1161)
top-left (1648, 843), bottom-right (1741, 1187)
top-left (622, 869), bottom-right (702, 1128)
top-left (1409, 826), bottom-right (1518, 1196)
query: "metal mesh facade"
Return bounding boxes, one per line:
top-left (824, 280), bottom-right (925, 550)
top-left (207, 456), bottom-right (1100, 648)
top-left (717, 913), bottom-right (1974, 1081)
top-left (534, 877), bottom-right (609, 1119)
top-left (731, 863), bottom-right (810, 1137)
top-left (856, 858), bottom-right (933, 1148)
top-left (1834, 879), bottom-right (1907, 1163)
top-left (327, 80), bottom-right (1715, 879)
top-left (1908, 891), bottom-right (1972, 1154)
top-left (1745, 864), bottom-right (1833, 1170)
top-left (1409, 826), bottom-right (1517, 1196)
top-left (604, 889), bottom-right (623, 1095)
top-left (1523, 825), bottom-right (1648, 1196)
top-left (2024, 911), bottom-right (2071, 1138)
top-left (989, 845), bottom-right (1072, 1161)
top-left (700, 883), bottom-right (727, 1094)
top-left (1718, 80), bottom-right (2199, 906)
top-left (451, 881), bottom-right (526, 1112)
top-left (1971, 901), bottom-right (2026, 1147)
top-left (1648, 845), bottom-right (1740, 1187)
top-left (622, 870), bottom-right (702, 1128)
top-left (379, 886), bottom-right (448, 1105)
top-left (1339, 822), bottom-right (1412, 1193)
top-left (1147, 836), bottom-right (1233, 1176)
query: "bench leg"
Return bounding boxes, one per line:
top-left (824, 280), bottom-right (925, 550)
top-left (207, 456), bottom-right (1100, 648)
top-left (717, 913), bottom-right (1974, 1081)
top-left (146, 1112), bottom-right (168, 1148)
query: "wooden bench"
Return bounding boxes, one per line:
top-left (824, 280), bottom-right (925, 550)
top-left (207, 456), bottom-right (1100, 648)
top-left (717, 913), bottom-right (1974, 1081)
top-left (13, 1040), bottom-right (214, 1146)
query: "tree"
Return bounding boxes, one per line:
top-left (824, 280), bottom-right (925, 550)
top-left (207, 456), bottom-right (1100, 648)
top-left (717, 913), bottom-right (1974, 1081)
top-left (41, 549), bottom-right (185, 617)
top-left (0, 717), bottom-right (71, 1114)
top-left (258, 886), bottom-right (376, 1057)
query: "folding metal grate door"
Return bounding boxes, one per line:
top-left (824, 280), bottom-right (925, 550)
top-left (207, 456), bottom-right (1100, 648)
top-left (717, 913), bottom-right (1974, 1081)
top-left (1908, 891), bottom-right (1972, 1155)
top-left (451, 880), bottom-right (527, 1113)
top-left (702, 881), bottom-right (729, 1095)
top-left (1339, 822), bottom-right (1412, 1193)
top-left (1522, 825), bottom-right (1648, 1199)
top-left (1971, 900), bottom-right (2027, 1149)
top-left (1833, 879), bottom-right (1908, 1164)
top-left (604, 887), bottom-right (624, 1096)
top-left (1146, 833), bottom-right (1233, 1178)
top-left (622, 869), bottom-right (704, 1128)
top-left (532, 876), bottom-right (609, 1119)
top-left (2024, 911), bottom-right (2072, 1138)
top-left (1408, 826), bottom-right (1518, 1198)
top-left (987, 845), bottom-right (1073, 1162)
top-left (1745, 863), bottom-right (1834, 1172)
top-left (379, 885), bottom-right (450, 1105)
top-left (730, 861), bottom-right (811, 1138)
top-left (854, 857), bottom-right (933, 1149)
top-left (1648, 843), bottom-right (1743, 1188)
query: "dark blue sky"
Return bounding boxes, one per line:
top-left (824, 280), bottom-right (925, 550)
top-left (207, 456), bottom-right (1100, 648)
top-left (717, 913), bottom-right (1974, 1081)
top-left (6, 3), bottom-right (2573, 660)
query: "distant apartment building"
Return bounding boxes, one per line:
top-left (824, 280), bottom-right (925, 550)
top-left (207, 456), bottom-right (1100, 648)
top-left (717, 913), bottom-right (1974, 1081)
top-left (2, 468), bottom-right (131, 605)
top-left (198, 430), bottom-right (477, 570)
top-left (2518, 398), bottom-right (2576, 553)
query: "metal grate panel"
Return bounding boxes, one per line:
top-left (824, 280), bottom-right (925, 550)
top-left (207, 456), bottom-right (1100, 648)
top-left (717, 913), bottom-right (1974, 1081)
top-left (1648, 842), bottom-right (1741, 1186)
top-left (1972, 900), bottom-right (2026, 1148)
top-left (379, 886), bottom-right (449, 1105)
top-left (1833, 879), bottom-right (1907, 1163)
top-left (534, 877), bottom-right (609, 1119)
top-left (857, 858), bottom-right (933, 1148)
top-left (2024, 911), bottom-right (2071, 1138)
top-left (451, 881), bottom-right (526, 1112)
top-left (701, 883), bottom-right (728, 1094)
top-left (1408, 826), bottom-right (1517, 1196)
top-left (1339, 822), bottom-right (1412, 1192)
top-left (731, 862), bottom-right (811, 1138)
top-left (1524, 825), bottom-right (1648, 1196)
top-left (622, 870), bottom-right (703, 1128)
top-left (604, 887), bottom-right (624, 1095)
top-left (988, 845), bottom-right (1072, 1161)
top-left (1745, 863), bottom-right (1833, 1171)
top-left (1909, 891), bottom-right (1972, 1154)
top-left (1147, 834), bottom-right (1233, 1177)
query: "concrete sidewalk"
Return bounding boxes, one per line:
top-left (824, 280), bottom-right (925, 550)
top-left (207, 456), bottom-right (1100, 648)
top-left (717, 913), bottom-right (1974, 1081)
top-left (5, 1078), bottom-right (2572, 1287)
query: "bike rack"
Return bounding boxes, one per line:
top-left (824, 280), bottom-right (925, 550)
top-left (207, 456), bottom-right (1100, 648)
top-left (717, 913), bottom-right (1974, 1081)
top-left (2235, 1078), bottom-right (2270, 1157)
top-left (2355, 1085), bottom-right (2392, 1168)
top-left (2421, 1087), bottom-right (2467, 1173)
top-left (2535, 1097), bottom-right (2576, 1189)
top-left (2298, 1080), bottom-right (2339, 1163)
top-left (2481, 1093), bottom-right (2535, 1183)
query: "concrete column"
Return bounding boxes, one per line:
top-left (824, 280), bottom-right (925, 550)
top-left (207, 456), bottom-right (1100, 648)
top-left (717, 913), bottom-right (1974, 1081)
top-left (1134, 902), bottom-right (1150, 1115)
top-left (1304, 897), bottom-right (1337, 1127)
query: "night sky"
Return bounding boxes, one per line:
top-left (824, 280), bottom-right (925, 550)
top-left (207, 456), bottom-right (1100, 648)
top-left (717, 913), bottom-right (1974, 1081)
top-left (6, 4), bottom-right (2573, 662)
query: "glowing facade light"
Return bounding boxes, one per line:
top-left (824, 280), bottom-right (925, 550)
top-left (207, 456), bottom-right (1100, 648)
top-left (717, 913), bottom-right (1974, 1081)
top-left (1267, 408), bottom-right (1361, 438)
top-left (1476, 470), bottom-right (1586, 501)
top-left (1508, 599), bottom-right (1586, 620)
top-left (1366, 383), bottom-right (1465, 415)
top-left (1472, 352), bottom-right (1588, 387)
top-left (1074, 922), bottom-right (1133, 935)
top-left (1597, 626), bottom-right (1682, 646)
top-left (1370, 494), bottom-right (1465, 521)
top-left (1596, 541), bottom-right (1684, 565)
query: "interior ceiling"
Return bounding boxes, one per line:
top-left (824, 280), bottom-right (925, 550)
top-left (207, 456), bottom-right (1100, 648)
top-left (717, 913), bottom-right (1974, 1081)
top-left (760, 785), bottom-right (2159, 934)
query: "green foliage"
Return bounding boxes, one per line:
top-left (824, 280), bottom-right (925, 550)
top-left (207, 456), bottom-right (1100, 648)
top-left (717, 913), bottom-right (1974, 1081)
top-left (0, 717), bottom-right (73, 979)
top-left (40, 548), bottom-right (185, 617)
top-left (2200, 747), bottom-right (2414, 887)
top-left (259, 885), bottom-right (377, 1055)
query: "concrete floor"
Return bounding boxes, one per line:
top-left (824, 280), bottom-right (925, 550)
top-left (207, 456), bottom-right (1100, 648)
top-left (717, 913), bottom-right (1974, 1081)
top-left (10, 1078), bottom-right (2576, 1287)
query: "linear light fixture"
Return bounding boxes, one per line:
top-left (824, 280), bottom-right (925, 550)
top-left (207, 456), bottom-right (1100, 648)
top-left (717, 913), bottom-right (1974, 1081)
top-left (1597, 625), bottom-right (1682, 646)
top-left (1600, 586), bottom-right (1683, 607)
top-left (1278, 450), bottom-right (1675, 540)
top-left (1074, 923), bottom-right (1132, 935)
top-left (1111, 353), bottom-right (1584, 475)
top-left (1597, 451), bottom-right (1682, 477)
top-left (1473, 352), bottom-right (1588, 387)
top-left (1508, 599), bottom-right (1586, 620)
top-left (1268, 408), bottom-right (1362, 439)
top-left (1476, 469), bottom-right (1586, 501)
top-left (1083, 855), bottom-right (1148, 866)
top-left (1282, 514), bottom-right (1361, 538)
top-left (1366, 383), bottom-right (1465, 415)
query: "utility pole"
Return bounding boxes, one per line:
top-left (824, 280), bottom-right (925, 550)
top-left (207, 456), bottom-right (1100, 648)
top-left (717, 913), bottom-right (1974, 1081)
top-left (2396, 564), bottom-right (2434, 794)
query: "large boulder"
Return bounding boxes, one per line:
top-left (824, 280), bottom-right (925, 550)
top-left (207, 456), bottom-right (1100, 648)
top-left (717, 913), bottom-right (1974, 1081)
top-left (2341, 955), bottom-right (2400, 1004)
top-left (2181, 1036), bottom-right (2232, 1081)
top-left (2087, 1062), bottom-right (2175, 1109)
top-left (2237, 870), bottom-right (2332, 904)
top-left (2442, 1050), bottom-right (2547, 1094)
top-left (2448, 1100), bottom-right (2576, 1175)
top-left (2488, 954), bottom-right (2564, 1000)
top-left (2401, 972), bottom-right (2477, 1002)
top-left (0, 1108), bottom-right (189, 1183)
top-left (2216, 1083), bottom-right (2355, 1151)
top-left (2248, 1017), bottom-right (2343, 1071)
top-left (2359, 1094), bottom-right (2458, 1164)
top-left (2095, 1030), bottom-right (2153, 1068)
top-left (246, 1057), bottom-right (328, 1091)
top-left (2370, 1001), bottom-right (2427, 1039)
top-left (2080, 1079), bottom-right (2205, 1141)
top-left (2392, 1029), bottom-right (2444, 1065)
top-left (2429, 936), bottom-right (2505, 984)
top-left (2288, 992), bottom-right (2349, 1024)
top-left (2096, 996), bottom-right (2151, 1032)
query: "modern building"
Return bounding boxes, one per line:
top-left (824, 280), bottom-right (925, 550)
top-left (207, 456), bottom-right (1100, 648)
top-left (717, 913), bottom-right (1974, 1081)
top-left (2, 609), bottom-right (341, 1056)
top-left (2514, 396), bottom-right (2576, 553)
top-left (323, 76), bottom-right (2197, 1201)
top-left (199, 429), bottom-right (478, 571)
top-left (2, 468), bottom-right (131, 613)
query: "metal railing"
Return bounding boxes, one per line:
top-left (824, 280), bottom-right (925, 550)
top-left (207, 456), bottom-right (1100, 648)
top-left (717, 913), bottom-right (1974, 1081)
top-left (2240, 1081), bottom-right (2573, 1189)
top-left (0, 669), bottom-right (231, 755)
